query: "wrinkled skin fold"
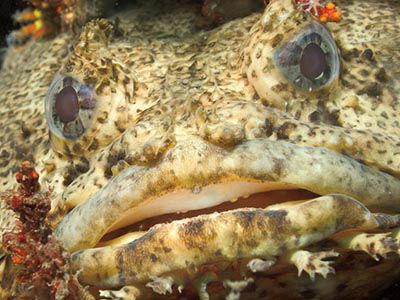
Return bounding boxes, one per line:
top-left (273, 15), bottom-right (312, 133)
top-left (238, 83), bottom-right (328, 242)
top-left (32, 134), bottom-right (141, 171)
top-left (71, 194), bottom-right (398, 287)
top-left (56, 138), bottom-right (400, 252)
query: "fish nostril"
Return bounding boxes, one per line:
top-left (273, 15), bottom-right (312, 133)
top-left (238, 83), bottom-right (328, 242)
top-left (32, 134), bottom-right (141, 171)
top-left (55, 86), bottom-right (80, 123)
top-left (300, 43), bottom-right (327, 80)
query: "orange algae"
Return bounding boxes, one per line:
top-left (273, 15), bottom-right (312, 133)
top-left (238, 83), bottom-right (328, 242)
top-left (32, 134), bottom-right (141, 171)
top-left (10, 0), bottom-right (77, 45)
top-left (296, 0), bottom-right (342, 22)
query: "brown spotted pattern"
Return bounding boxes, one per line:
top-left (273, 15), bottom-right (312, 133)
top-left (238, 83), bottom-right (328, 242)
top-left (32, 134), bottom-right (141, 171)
top-left (0, 0), bottom-right (399, 200)
top-left (0, 0), bottom-right (400, 299)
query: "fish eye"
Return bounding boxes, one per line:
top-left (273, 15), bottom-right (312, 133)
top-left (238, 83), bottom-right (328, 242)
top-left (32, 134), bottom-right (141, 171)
top-left (274, 21), bottom-right (340, 90)
top-left (45, 73), bottom-right (97, 140)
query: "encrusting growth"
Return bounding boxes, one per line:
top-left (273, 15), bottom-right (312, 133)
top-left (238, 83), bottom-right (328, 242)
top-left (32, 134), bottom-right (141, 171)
top-left (296, 0), bottom-right (342, 22)
top-left (1, 161), bottom-right (93, 300)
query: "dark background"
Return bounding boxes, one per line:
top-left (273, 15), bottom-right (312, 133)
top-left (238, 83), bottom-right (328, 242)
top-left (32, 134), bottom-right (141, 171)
top-left (0, 0), bottom-right (27, 47)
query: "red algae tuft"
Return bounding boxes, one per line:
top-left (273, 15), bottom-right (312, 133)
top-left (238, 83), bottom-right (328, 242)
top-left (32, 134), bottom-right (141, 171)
top-left (1, 161), bottom-right (93, 299)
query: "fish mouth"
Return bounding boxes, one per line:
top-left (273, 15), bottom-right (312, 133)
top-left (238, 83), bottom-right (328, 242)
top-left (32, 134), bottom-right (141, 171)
top-left (98, 188), bottom-right (317, 246)
top-left (55, 137), bottom-right (400, 288)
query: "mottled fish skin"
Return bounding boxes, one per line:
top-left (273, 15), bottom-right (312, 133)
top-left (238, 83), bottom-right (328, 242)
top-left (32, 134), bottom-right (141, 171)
top-left (56, 138), bottom-right (400, 252)
top-left (0, 0), bottom-right (400, 298)
top-left (70, 194), bottom-right (386, 287)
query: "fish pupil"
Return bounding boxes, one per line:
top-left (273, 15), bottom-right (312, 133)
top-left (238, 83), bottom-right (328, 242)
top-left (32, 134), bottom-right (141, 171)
top-left (55, 86), bottom-right (79, 123)
top-left (300, 43), bottom-right (327, 80)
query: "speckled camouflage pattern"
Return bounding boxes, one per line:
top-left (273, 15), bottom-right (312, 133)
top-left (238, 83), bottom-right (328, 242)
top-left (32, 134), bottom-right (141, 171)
top-left (1, 0), bottom-right (400, 299)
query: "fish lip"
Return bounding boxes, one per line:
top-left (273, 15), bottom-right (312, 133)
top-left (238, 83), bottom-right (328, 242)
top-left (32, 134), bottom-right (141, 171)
top-left (70, 194), bottom-right (400, 288)
top-left (55, 137), bottom-right (400, 253)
